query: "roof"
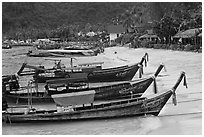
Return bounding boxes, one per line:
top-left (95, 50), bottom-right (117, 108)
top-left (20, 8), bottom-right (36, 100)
top-left (173, 28), bottom-right (202, 38)
top-left (107, 24), bottom-right (126, 34)
top-left (139, 34), bottom-right (158, 39)
top-left (86, 32), bottom-right (96, 37)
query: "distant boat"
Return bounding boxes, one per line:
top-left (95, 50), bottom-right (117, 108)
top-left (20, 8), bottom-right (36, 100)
top-left (47, 49), bottom-right (98, 56)
top-left (2, 71), bottom-right (187, 123)
top-left (36, 44), bottom-right (61, 50)
top-left (2, 44), bottom-right (12, 49)
top-left (27, 48), bottom-right (99, 57)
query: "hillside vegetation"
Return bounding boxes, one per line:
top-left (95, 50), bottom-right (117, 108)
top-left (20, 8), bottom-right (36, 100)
top-left (2, 2), bottom-right (201, 39)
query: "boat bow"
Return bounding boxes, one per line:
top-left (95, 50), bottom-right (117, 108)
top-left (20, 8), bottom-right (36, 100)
top-left (171, 71), bottom-right (188, 105)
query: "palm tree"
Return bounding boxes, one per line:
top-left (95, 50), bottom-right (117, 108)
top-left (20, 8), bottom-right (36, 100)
top-left (121, 10), bottom-right (134, 33)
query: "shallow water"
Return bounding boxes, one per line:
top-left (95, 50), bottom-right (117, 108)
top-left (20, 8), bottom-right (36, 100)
top-left (2, 46), bottom-right (202, 135)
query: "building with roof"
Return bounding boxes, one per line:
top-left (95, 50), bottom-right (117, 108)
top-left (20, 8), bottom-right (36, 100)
top-left (107, 24), bottom-right (126, 45)
top-left (173, 28), bottom-right (202, 38)
top-left (139, 30), bottom-right (159, 42)
top-left (173, 28), bottom-right (202, 45)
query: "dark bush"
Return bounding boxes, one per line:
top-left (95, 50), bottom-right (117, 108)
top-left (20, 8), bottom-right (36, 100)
top-left (140, 40), bottom-right (154, 48)
top-left (110, 41), bottom-right (117, 47)
top-left (169, 44), bottom-right (179, 50)
top-left (153, 44), bottom-right (163, 49)
top-left (184, 44), bottom-right (196, 51)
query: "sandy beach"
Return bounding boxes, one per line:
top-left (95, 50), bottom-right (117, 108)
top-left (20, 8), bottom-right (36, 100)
top-left (2, 46), bottom-right (202, 135)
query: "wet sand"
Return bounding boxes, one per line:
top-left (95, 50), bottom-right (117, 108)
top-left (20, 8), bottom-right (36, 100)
top-left (2, 46), bottom-right (202, 135)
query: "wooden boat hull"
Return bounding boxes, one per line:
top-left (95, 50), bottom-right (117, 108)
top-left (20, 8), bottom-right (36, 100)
top-left (87, 64), bottom-right (139, 82)
top-left (2, 45), bottom-right (12, 49)
top-left (36, 63), bottom-right (140, 83)
top-left (2, 91), bottom-right (172, 123)
top-left (94, 77), bottom-right (153, 100)
top-left (3, 71), bottom-right (187, 123)
top-left (5, 77), bottom-right (153, 104)
top-left (4, 93), bottom-right (53, 104)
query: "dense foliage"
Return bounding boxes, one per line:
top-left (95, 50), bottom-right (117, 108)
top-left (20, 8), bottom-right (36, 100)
top-left (2, 2), bottom-right (202, 41)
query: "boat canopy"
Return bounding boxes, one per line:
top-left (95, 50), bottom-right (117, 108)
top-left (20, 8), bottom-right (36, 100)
top-left (51, 90), bottom-right (96, 106)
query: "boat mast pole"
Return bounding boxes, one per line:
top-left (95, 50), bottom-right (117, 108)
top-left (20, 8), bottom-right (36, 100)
top-left (27, 80), bottom-right (33, 109)
top-left (30, 81), bottom-right (33, 109)
top-left (27, 81), bottom-right (30, 107)
top-left (70, 58), bottom-right (73, 68)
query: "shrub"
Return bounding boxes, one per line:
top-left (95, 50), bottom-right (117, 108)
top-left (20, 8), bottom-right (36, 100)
top-left (110, 41), bottom-right (117, 47)
top-left (184, 44), bottom-right (196, 51)
top-left (140, 40), bottom-right (148, 48)
top-left (140, 40), bottom-right (154, 48)
top-left (169, 44), bottom-right (179, 50)
top-left (153, 44), bottom-right (163, 49)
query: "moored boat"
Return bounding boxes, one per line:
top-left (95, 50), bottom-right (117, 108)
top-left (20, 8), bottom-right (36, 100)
top-left (4, 64), bottom-right (164, 104)
top-left (2, 71), bottom-right (188, 123)
top-left (28, 52), bottom-right (149, 83)
top-left (2, 44), bottom-right (12, 49)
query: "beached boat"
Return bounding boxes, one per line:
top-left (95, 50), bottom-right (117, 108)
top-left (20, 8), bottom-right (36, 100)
top-left (2, 74), bottom-right (20, 92)
top-left (36, 44), bottom-right (61, 50)
top-left (17, 60), bottom-right (104, 82)
top-left (27, 51), bottom-right (66, 57)
top-left (19, 53), bottom-right (149, 83)
top-left (17, 60), bottom-right (103, 77)
top-left (27, 46), bottom-right (100, 57)
top-left (4, 64), bottom-right (164, 104)
top-left (2, 71), bottom-right (187, 123)
top-left (2, 44), bottom-right (12, 49)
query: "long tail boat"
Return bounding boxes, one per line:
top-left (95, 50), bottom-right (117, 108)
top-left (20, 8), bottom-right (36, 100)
top-left (4, 64), bottom-right (164, 104)
top-left (17, 53), bottom-right (149, 83)
top-left (2, 74), bottom-right (20, 93)
top-left (2, 71), bottom-right (187, 123)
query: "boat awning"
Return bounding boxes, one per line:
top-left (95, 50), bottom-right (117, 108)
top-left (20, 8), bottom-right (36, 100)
top-left (51, 90), bottom-right (96, 106)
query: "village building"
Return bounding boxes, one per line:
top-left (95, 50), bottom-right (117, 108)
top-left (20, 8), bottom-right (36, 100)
top-left (139, 29), bottom-right (159, 43)
top-left (173, 28), bottom-right (202, 46)
top-left (107, 24), bottom-right (126, 45)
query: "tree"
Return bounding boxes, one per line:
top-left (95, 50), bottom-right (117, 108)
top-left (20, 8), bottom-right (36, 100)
top-left (121, 10), bottom-right (134, 33)
top-left (153, 16), bottom-right (179, 44)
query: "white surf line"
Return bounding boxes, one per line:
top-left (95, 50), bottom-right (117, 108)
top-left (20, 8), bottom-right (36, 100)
top-left (159, 111), bottom-right (202, 117)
